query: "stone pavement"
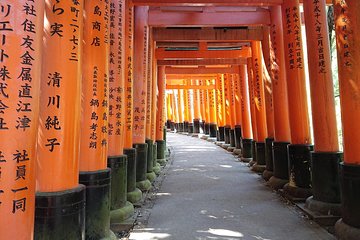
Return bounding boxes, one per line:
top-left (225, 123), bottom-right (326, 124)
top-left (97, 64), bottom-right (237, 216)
top-left (129, 133), bottom-right (335, 240)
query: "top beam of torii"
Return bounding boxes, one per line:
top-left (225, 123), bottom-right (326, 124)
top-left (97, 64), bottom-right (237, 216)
top-left (132, 0), bottom-right (332, 6)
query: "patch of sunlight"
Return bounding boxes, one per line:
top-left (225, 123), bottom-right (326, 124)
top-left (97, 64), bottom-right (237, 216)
top-left (219, 165), bottom-right (232, 168)
top-left (193, 164), bottom-right (206, 167)
top-left (251, 236), bottom-right (271, 240)
top-left (200, 210), bottom-right (208, 214)
top-left (129, 232), bottom-right (171, 240)
top-left (208, 215), bottom-right (218, 219)
top-left (156, 192), bottom-right (171, 196)
top-left (197, 228), bottom-right (244, 238)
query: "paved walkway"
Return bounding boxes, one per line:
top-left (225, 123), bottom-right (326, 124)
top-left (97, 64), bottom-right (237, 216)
top-left (129, 133), bottom-right (335, 240)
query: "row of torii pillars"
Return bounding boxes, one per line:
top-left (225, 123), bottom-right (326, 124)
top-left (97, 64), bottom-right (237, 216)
top-left (0, 0), bottom-right (360, 240)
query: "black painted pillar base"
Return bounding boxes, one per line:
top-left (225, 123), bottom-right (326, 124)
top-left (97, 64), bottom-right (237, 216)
top-left (224, 126), bottom-right (230, 144)
top-left (35, 185), bottom-right (86, 240)
top-left (183, 121), bottom-right (189, 133)
top-left (268, 141), bottom-right (290, 190)
top-left (124, 148), bottom-right (142, 204)
top-left (201, 120), bottom-right (206, 133)
top-left (251, 142), bottom-right (266, 173)
top-left (218, 126), bottom-right (225, 142)
top-left (234, 125), bottom-right (242, 149)
top-left (209, 123), bottom-right (217, 138)
top-left (79, 169), bottom-right (111, 240)
top-left (134, 143), bottom-right (151, 191)
top-left (334, 163), bottom-right (360, 240)
top-left (145, 139), bottom-right (156, 182)
top-left (204, 122), bottom-right (210, 135)
top-left (305, 152), bottom-right (342, 216)
top-left (166, 120), bottom-right (171, 129)
top-left (170, 121), bottom-right (175, 131)
top-left (241, 138), bottom-right (253, 162)
top-left (283, 144), bottom-right (313, 200)
top-left (178, 122), bottom-right (184, 133)
top-left (108, 155), bottom-right (134, 224)
top-left (193, 119), bottom-right (200, 133)
top-left (229, 129), bottom-right (236, 148)
top-left (152, 142), bottom-right (161, 175)
top-left (263, 138), bottom-right (275, 181)
top-left (156, 140), bottom-right (167, 166)
top-left (188, 123), bottom-right (194, 134)
top-left (249, 140), bottom-right (257, 167)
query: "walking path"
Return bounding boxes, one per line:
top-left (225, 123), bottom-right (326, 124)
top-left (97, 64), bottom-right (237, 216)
top-left (129, 133), bottom-right (335, 240)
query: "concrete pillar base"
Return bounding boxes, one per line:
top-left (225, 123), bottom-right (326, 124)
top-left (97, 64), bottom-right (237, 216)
top-left (305, 196), bottom-right (341, 217)
top-left (157, 158), bottom-right (167, 166)
top-left (127, 188), bottom-right (142, 204)
top-left (268, 176), bottom-right (288, 190)
top-left (136, 179), bottom-right (152, 192)
top-left (153, 163), bottom-right (161, 175)
top-left (249, 159), bottom-right (256, 167)
top-left (110, 201), bottom-right (135, 224)
top-left (262, 170), bottom-right (273, 181)
top-left (283, 183), bottom-right (312, 202)
top-left (191, 133), bottom-right (199, 138)
top-left (227, 146), bottom-right (236, 152)
top-left (221, 143), bottom-right (230, 149)
top-left (146, 171), bottom-right (157, 182)
top-left (241, 157), bottom-right (252, 163)
top-left (215, 141), bottom-right (225, 146)
top-left (201, 135), bottom-right (209, 140)
top-left (207, 137), bottom-right (217, 142)
top-left (335, 219), bottom-right (360, 240)
top-left (233, 148), bottom-right (242, 156)
top-left (251, 164), bottom-right (266, 173)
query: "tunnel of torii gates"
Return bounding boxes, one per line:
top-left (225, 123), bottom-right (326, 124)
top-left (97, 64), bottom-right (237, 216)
top-left (1, 0), bottom-right (360, 239)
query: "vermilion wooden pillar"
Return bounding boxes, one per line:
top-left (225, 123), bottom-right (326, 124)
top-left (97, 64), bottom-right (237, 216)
top-left (107, 0), bottom-right (134, 224)
top-left (251, 41), bottom-right (268, 172)
top-left (133, 6), bottom-right (151, 192)
top-left (246, 59), bottom-right (257, 163)
top-left (183, 83), bottom-right (190, 132)
top-left (166, 93), bottom-right (174, 129)
top-left (268, 5), bottom-right (292, 190)
top-left (224, 74), bottom-right (232, 145)
top-left (187, 89), bottom-right (195, 134)
top-left (204, 80), bottom-right (211, 136)
top-left (79, 0), bottom-right (112, 238)
top-left (178, 89), bottom-right (185, 132)
top-left (239, 65), bottom-right (254, 162)
top-left (208, 79), bottom-right (217, 138)
top-left (193, 79), bottom-right (201, 134)
top-left (124, 2), bottom-right (142, 204)
top-left (170, 91), bottom-right (177, 131)
top-left (233, 72), bottom-right (243, 152)
top-left (216, 75), bottom-right (226, 142)
top-left (0, 1), bottom-right (43, 239)
top-left (282, 0), bottom-right (313, 199)
top-left (303, 0), bottom-right (342, 217)
top-left (156, 66), bottom-right (167, 165)
top-left (333, 1), bottom-right (360, 237)
top-left (199, 80), bottom-right (207, 133)
top-left (228, 74), bottom-right (237, 150)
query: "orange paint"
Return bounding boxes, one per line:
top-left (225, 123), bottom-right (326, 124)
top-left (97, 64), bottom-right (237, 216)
top-left (187, 89), bottom-right (194, 123)
top-left (204, 80), bottom-right (211, 123)
top-left (229, 75), bottom-right (236, 129)
top-left (156, 66), bottom-right (166, 140)
top-left (281, 0), bottom-right (311, 145)
top-left (183, 85), bottom-right (189, 122)
top-left (151, 44), bottom-right (157, 140)
top-left (199, 80), bottom-right (206, 122)
top-left (208, 79), bottom-right (217, 124)
top-left (166, 93), bottom-right (173, 122)
top-left (334, 0), bottom-right (360, 163)
top-left (247, 58), bottom-right (258, 141)
top-left (224, 74), bottom-right (232, 127)
top-left (124, 3), bottom-right (134, 148)
top-left (239, 65), bottom-right (253, 139)
top-left (233, 73), bottom-right (243, 126)
top-left (108, 0), bottom-right (126, 156)
top-left (0, 1), bottom-right (44, 238)
top-left (171, 91), bottom-right (178, 123)
top-left (304, 0), bottom-right (338, 152)
top-left (173, 90), bottom-right (180, 124)
top-left (192, 79), bottom-right (201, 121)
top-left (216, 75), bottom-right (226, 127)
top-left (269, 6), bottom-right (291, 142)
top-left (133, 6), bottom-right (149, 144)
top-left (80, 0), bottom-right (110, 171)
top-left (178, 89), bottom-right (185, 123)
top-left (146, 26), bottom-right (153, 139)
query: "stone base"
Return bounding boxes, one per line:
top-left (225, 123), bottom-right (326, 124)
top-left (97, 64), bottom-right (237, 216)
top-left (110, 201), bottom-right (135, 224)
top-left (251, 164), bottom-right (266, 173)
top-left (282, 183), bottom-right (312, 202)
top-left (221, 144), bottom-right (230, 149)
top-left (146, 171), bottom-right (157, 182)
top-left (233, 149), bottom-right (242, 155)
top-left (127, 188), bottom-right (142, 204)
top-left (335, 219), bottom-right (360, 240)
top-left (267, 176), bottom-right (288, 190)
top-left (241, 157), bottom-right (252, 163)
top-left (262, 170), bottom-right (273, 181)
top-left (136, 179), bottom-right (152, 192)
top-left (207, 137), bottom-right (217, 143)
top-left (191, 133), bottom-right (199, 138)
top-left (153, 163), bottom-right (161, 175)
top-left (248, 159), bottom-right (256, 167)
top-left (305, 196), bottom-right (342, 217)
top-left (227, 147), bottom-right (236, 152)
top-left (201, 135), bottom-right (209, 140)
top-left (157, 158), bottom-right (167, 166)
top-left (215, 141), bottom-right (225, 146)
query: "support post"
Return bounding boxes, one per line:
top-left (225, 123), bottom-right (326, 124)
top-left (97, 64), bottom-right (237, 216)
top-left (156, 66), bottom-right (167, 166)
top-left (233, 71), bottom-right (243, 155)
top-left (193, 79), bottom-right (201, 134)
top-left (333, 1), bottom-right (360, 238)
top-left (281, 0), bottom-right (313, 200)
top-left (216, 74), bottom-right (226, 142)
top-left (247, 58), bottom-right (258, 165)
